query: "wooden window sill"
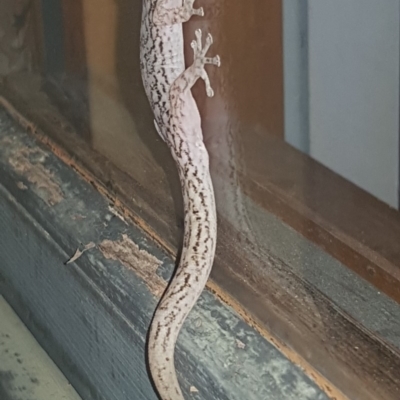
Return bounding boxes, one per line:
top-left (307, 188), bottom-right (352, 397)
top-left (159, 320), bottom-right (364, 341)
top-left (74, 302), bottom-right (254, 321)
top-left (0, 77), bottom-right (400, 399)
top-left (0, 106), bottom-right (332, 400)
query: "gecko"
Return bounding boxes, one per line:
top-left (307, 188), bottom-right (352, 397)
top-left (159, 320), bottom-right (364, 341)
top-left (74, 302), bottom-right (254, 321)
top-left (140, 0), bottom-right (220, 399)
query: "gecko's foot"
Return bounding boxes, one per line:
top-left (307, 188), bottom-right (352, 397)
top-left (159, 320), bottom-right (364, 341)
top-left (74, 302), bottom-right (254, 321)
top-left (181, 0), bottom-right (204, 20)
top-left (191, 29), bottom-right (221, 97)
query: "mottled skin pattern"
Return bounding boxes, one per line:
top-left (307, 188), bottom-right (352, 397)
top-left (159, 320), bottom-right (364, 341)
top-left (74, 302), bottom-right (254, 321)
top-left (140, 0), bottom-right (220, 399)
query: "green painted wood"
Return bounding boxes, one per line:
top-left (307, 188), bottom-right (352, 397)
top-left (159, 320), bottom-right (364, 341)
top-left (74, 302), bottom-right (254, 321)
top-left (0, 107), bottom-right (329, 400)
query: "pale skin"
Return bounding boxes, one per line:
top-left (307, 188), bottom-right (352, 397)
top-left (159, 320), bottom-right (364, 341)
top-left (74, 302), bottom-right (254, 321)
top-left (140, 0), bottom-right (220, 399)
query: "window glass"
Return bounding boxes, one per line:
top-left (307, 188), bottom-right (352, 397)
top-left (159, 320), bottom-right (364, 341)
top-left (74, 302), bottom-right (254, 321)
top-left (0, 0), bottom-right (399, 303)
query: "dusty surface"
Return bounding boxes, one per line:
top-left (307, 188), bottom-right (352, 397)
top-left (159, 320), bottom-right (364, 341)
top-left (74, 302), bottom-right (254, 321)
top-left (0, 133), bottom-right (63, 206)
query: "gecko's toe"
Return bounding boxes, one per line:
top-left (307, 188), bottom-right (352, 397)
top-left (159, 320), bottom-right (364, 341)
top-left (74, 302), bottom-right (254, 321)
top-left (196, 7), bottom-right (204, 17)
top-left (191, 7), bottom-right (204, 17)
top-left (186, 0), bottom-right (204, 17)
top-left (204, 55), bottom-right (220, 67)
top-left (195, 29), bottom-right (202, 40)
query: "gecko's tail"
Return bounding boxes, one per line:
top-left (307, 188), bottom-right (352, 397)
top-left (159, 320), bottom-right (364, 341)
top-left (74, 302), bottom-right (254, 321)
top-left (148, 159), bottom-right (217, 400)
top-left (147, 26), bottom-right (219, 400)
top-left (148, 322), bottom-right (185, 400)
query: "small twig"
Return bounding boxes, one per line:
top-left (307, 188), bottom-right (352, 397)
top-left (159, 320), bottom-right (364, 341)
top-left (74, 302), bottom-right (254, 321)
top-left (65, 242), bottom-right (96, 265)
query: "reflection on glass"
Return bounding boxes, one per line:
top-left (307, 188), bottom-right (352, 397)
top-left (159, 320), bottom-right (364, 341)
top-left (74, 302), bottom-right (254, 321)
top-left (0, 0), bottom-right (399, 308)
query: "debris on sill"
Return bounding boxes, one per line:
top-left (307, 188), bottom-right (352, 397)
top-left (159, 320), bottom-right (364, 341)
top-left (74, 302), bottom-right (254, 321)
top-left (1, 134), bottom-right (64, 206)
top-left (65, 242), bottom-right (96, 265)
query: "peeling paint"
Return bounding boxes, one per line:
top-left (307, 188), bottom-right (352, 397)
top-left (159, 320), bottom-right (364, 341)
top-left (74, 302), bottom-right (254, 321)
top-left (108, 205), bottom-right (128, 225)
top-left (0, 135), bottom-right (64, 206)
top-left (16, 181), bottom-right (27, 190)
top-left (99, 234), bottom-right (166, 297)
top-left (205, 280), bottom-right (347, 400)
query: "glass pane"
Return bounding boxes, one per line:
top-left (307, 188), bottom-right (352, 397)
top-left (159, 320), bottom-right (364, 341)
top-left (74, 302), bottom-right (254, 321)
top-left (1, 0), bottom-right (399, 298)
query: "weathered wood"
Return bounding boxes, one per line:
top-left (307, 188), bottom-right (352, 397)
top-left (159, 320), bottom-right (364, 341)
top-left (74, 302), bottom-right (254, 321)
top-left (240, 133), bottom-right (400, 303)
top-left (0, 109), bottom-right (329, 400)
top-left (2, 71), bottom-right (400, 398)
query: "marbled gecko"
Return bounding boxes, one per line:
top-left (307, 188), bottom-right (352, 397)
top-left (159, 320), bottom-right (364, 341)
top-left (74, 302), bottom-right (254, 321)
top-left (140, 0), bottom-right (220, 399)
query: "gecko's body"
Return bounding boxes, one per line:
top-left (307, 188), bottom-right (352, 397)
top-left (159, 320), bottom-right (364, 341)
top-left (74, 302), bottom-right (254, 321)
top-left (140, 0), bottom-right (220, 399)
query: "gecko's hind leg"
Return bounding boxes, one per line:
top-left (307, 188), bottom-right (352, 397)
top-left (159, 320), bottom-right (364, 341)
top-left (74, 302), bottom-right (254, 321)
top-left (154, 0), bottom-right (203, 25)
top-left (181, 0), bottom-right (204, 19)
top-left (190, 29), bottom-right (221, 97)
